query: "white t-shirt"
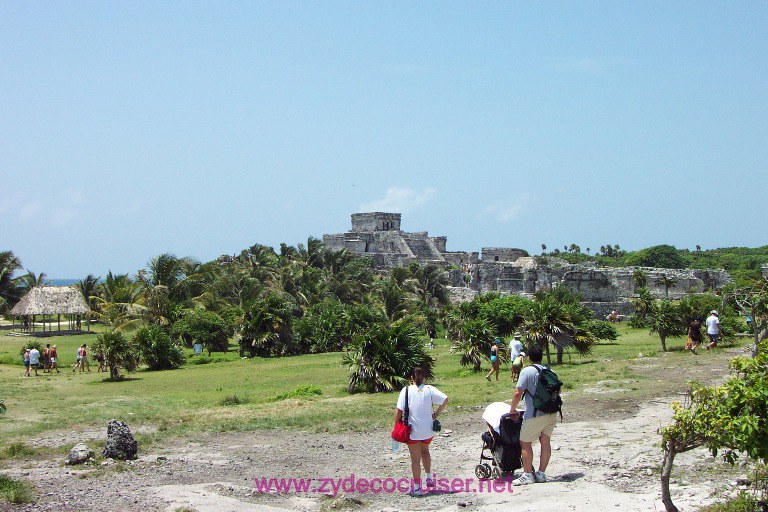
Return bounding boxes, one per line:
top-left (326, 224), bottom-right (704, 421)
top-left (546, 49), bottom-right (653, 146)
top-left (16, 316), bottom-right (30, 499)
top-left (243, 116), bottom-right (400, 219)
top-left (509, 338), bottom-right (523, 360)
top-left (397, 384), bottom-right (448, 441)
top-left (29, 348), bottom-right (40, 365)
top-left (706, 315), bottom-right (720, 335)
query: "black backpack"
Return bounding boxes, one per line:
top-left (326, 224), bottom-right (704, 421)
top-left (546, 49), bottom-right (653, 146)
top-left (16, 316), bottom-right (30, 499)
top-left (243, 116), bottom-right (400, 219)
top-left (527, 364), bottom-right (563, 418)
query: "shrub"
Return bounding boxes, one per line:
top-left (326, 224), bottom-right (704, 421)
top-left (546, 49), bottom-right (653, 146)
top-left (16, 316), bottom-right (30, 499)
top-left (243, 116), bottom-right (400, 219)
top-left (134, 325), bottom-right (186, 371)
top-left (219, 395), bottom-right (248, 406)
top-left (0, 475), bottom-right (33, 504)
top-left (0, 442), bottom-right (35, 460)
top-left (343, 320), bottom-right (435, 393)
top-left (171, 310), bottom-right (231, 354)
top-left (96, 330), bottom-right (138, 381)
top-left (274, 385), bottom-right (322, 401)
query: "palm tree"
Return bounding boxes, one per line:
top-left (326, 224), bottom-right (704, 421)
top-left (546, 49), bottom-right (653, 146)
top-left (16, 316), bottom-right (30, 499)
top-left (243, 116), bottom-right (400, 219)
top-left (450, 317), bottom-right (496, 372)
top-left (647, 299), bottom-right (686, 351)
top-left (0, 250), bottom-right (23, 312)
top-left (406, 262), bottom-right (450, 309)
top-left (523, 287), bottom-right (596, 365)
top-left (94, 272), bottom-right (145, 331)
top-left (343, 320), bottom-right (435, 392)
top-left (240, 292), bottom-right (296, 357)
top-left (377, 278), bottom-right (411, 322)
top-left (17, 270), bottom-right (49, 292)
top-left (76, 274), bottom-right (101, 312)
top-left (632, 269), bottom-right (648, 292)
top-left (655, 275), bottom-right (679, 299)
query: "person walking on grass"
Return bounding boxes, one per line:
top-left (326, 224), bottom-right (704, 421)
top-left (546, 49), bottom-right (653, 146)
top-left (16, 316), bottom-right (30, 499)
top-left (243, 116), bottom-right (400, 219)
top-left (395, 367), bottom-right (448, 496)
top-left (509, 346), bottom-right (558, 486)
top-left (50, 344), bottom-right (60, 373)
top-left (96, 350), bottom-right (106, 372)
top-left (79, 344), bottom-right (91, 372)
top-left (23, 349), bottom-right (31, 377)
top-left (509, 333), bottom-right (524, 381)
top-left (705, 310), bottom-right (720, 350)
top-left (29, 346), bottom-right (40, 377)
top-left (686, 317), bottom-right (703, 354)
top-left (42, 344), bottom-right (52, 373)
top-left (486, 339), bottom-right (501, 382)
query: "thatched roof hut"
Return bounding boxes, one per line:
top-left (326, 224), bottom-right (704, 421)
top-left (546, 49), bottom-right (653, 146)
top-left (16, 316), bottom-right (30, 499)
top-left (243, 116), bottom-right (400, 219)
top-left (10, 286), bottom-right (90, 316)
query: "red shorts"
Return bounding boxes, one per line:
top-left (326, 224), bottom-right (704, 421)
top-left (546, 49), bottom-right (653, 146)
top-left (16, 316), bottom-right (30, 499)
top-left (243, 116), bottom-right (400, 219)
top-left (407, 437), bottom-right (433, 445)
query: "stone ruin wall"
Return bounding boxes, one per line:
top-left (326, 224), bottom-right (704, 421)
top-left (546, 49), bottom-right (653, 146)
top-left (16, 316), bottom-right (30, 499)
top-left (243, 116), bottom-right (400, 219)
top-left (449, 258), bottom-right (733, 318)
top-left (325, 212), bottom-right (736, 318)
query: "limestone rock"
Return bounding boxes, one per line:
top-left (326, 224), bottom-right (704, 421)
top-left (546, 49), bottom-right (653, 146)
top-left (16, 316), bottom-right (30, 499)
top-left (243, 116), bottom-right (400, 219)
top-left (103, 420), bottom-right (138, 460)
top-left (66, 443), bottom-right (94, 465)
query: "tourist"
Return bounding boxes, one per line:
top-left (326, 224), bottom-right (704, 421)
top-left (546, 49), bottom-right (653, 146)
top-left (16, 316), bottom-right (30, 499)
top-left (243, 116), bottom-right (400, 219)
top-left (193, 342), bottom-right (203, 356)
top-left (428, 327), bottom-right (436, 350)
top-left (73, 346), bottom-right (82, 372)
top-left (23, 349), bottom-right (30, 377)
top-left (486, 339), bottom-right (501, 381)
top-left (687, 317), bottom-right (703, 354)
top-left (705, 310), bottom-right (720, 350)
top-left (42, 344), bottom-right (51, 373)
top-left (80, 344), bottom-right (91, 372)
top-left (29, 346), bottom-right (41, 377)
top-left (96, 350), bottom-right (106, 372)
top-left (509, 346), bottom-right (558, 485)
top-left (395, 367), bottom-right (448, 496)
top-left (50, 344), bottom-right (60, 373)
top-left (509, 333), bottom-right (524, 380)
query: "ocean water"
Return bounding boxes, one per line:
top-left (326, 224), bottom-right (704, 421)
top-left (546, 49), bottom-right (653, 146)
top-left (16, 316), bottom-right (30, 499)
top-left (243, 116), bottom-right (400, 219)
top-left (49, 279), bottom-right (79, 287)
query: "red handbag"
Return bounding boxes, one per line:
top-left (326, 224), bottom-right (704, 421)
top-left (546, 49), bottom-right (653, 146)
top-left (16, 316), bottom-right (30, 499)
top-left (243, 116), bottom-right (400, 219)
top-left (391, 386), bottom-right (411, 443)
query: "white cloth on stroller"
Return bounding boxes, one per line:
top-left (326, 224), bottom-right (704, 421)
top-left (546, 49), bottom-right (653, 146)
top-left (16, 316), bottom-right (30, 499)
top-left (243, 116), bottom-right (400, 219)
top-left (482, 402), bottom-right (512, 434)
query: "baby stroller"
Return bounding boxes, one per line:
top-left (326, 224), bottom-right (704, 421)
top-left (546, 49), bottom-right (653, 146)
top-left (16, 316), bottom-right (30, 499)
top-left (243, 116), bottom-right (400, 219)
top-left (475, 402), bottom-right (522, 480)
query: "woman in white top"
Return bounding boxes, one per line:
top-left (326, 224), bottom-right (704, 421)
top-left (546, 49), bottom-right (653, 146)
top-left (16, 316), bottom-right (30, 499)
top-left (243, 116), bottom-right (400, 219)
top-left (395, 367), bottom-right (448, 495)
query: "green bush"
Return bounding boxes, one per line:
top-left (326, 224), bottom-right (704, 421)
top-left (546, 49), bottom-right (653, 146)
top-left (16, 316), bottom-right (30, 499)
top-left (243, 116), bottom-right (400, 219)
top-left (342, 320), bottom-right (435, 393)
top-left (0, 442), bottom-right (36, 459)
top-left (219, 395), bottom-right (248, 406)
top-left (171, 310), bottom-right (231, 353)
top-left (0, 474), bottom-right (33, 504)
top-left (134, 325), bottom-right (186, 371)
top-left (697, 492), bottom-right (761, 512)
top-left (274, 385), bottom-right (322, 401)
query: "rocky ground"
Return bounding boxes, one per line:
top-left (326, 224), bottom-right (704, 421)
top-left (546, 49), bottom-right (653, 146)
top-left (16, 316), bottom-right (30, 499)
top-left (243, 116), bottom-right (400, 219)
top-left (0, 349), bottom-right (754, 512)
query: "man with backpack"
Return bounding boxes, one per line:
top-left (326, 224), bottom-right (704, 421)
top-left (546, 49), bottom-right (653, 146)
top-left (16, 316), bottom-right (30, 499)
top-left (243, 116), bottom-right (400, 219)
top-left (508, 346), bottom-right (562, 486)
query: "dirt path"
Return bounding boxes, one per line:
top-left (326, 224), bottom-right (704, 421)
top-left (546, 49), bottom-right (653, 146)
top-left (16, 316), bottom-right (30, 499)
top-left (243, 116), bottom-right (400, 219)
top-left (1, 395), bottom-right (747, 512)
top-left (1, 347), bottom-right (751, 512)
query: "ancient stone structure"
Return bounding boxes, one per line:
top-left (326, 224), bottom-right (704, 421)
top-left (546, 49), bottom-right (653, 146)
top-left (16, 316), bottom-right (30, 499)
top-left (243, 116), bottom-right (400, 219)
top-left (455, 257), bottom-right (732, 317)
top-left (323, 212), bottom-right (478, 269)
top-left (323, 213), bottom-right (733, 316)
top-left (103, 420), bottom-right (138, 460)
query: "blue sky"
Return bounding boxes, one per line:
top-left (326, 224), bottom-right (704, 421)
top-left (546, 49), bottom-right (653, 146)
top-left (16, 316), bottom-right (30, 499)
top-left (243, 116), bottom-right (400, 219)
top-left (2, 2), bottom-right (766, 278)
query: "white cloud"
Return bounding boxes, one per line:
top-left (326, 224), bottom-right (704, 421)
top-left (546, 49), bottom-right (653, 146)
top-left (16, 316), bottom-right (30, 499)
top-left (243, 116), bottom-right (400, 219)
top-left (360, 186), bottom-right (436, 213)
top-left (483, 194), bottom-right (532, 223)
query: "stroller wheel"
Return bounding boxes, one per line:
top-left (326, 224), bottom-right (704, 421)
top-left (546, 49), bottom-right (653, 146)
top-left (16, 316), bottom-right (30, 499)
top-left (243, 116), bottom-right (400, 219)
top-left (475, 464), bottom-right (491, 479)
top-left (491, 467), bottom-right (502, 480)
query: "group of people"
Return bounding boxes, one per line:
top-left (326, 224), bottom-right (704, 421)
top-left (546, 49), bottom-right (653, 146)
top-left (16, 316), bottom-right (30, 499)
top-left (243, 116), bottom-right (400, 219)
top-left (22, 343), bottom-right (60, 377)
top-left (396, 334), bottom-right (555, 495)
top-left (686, 310), bottom-right (721, 354)
top-left (22, 343), bottom-right (107, 376)
top-left (485, 332), bottom-right (526, 382)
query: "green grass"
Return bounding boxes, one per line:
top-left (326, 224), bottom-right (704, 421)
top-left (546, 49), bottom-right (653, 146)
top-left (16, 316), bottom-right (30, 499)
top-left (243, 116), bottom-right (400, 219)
top-left (0, 474), bottom-right (34, 504)
top-left (0, 324), bottom-right (749, 458)
top-left (697, 493), bottom-right (763, 512)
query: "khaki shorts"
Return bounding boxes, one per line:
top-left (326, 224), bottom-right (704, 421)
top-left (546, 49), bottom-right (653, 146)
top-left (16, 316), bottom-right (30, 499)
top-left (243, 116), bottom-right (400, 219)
top-left (520, 413), bottom-right (558, 443)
